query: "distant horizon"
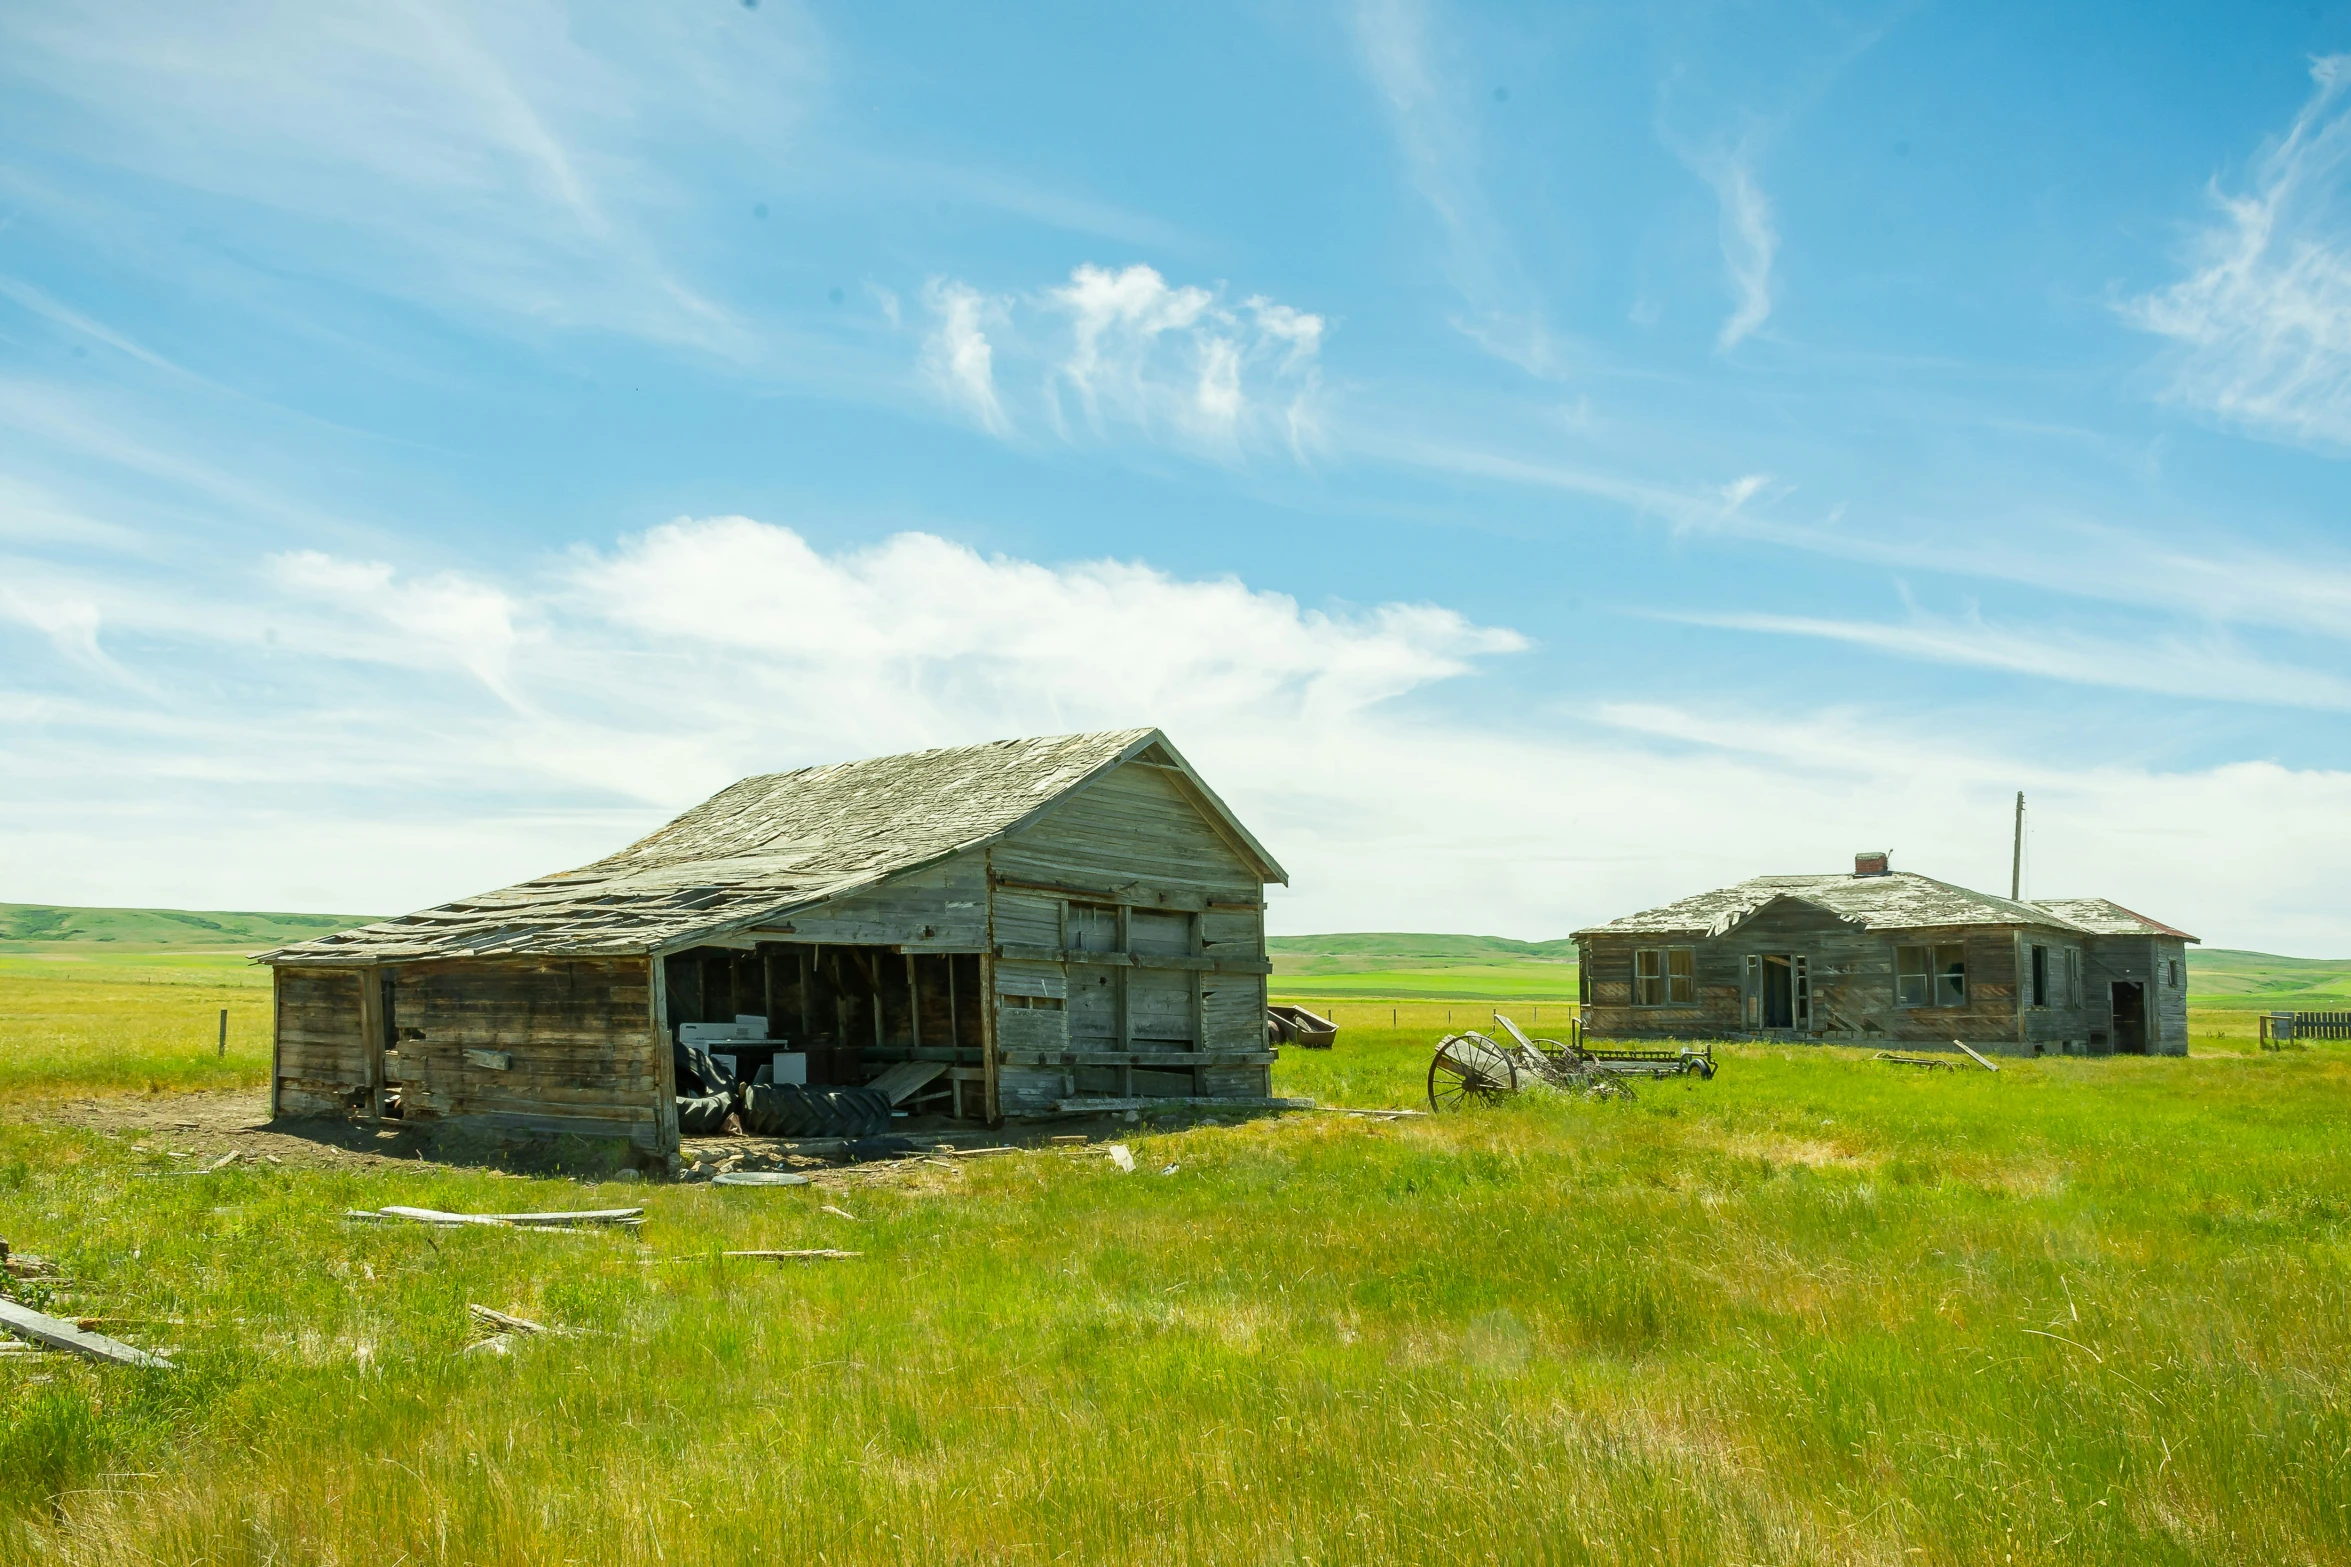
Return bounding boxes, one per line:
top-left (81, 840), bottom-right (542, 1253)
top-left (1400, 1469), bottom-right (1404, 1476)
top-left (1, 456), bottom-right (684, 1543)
top-left (7, 896), bottom-right (2348, 964)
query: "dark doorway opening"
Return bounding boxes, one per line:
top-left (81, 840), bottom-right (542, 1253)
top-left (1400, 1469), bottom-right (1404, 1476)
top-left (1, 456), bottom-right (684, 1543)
top-left (1762, 955), bottom-right (1794, 1029)
top-left (2110, 981), bottom-right (2147, 1055)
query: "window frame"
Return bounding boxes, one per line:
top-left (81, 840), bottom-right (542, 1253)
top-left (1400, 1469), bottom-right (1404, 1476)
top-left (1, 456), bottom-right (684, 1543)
top-left (1895, 942), bottom-right (1968, 1008)
top-left (2030, 943), bottom-right (2049, 1009)
top-left (1632, 946), bottom-right (1696, 1007)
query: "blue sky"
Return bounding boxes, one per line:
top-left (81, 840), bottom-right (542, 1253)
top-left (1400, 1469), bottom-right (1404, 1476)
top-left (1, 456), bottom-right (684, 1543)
top-left (4, 1), bottom-right (2351, 951)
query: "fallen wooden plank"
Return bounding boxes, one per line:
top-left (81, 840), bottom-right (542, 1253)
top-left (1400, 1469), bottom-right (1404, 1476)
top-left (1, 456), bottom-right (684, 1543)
top-left (361, 1205), bottom-right (645, 1228)
top-left (0, 1296), bottom-right (175, 1370)
top-left (1876, 1051), bottom-right (1956, 1071)
top-left (468, 1303), bottom-right (549, 1336)
top-left (1951, 1039), bottom-right (2001, 1073)
top-left (722, 1249), bottom-right (861, 1262)
top-left (1051, 1096), bottom-right (1315, 1114)
top-left (864, 1058), bottom-right (949, 1106)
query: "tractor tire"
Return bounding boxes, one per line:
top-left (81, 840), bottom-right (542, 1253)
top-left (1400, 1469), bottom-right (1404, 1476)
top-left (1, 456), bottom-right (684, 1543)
top-left (676, 1092), bottom-right (733, 1136)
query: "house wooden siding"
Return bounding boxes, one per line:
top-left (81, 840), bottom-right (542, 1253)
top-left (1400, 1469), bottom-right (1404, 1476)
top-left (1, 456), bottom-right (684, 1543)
top-left (261, 730), bottom-right (1282, 1152)
top-left (1576, 872), bottom-right (2194, 1056)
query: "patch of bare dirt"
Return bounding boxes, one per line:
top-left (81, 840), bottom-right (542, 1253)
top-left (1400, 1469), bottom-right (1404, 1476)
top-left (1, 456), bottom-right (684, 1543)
top-left (27, 1088), bottom-right (502, 1170)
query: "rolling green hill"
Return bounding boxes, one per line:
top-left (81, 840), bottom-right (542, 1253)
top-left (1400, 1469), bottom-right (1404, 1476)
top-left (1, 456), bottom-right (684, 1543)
top-left (1267, 931), bottom-right (1577, 975)
top-left (2178, 948), bottom-right (2351, 1011)
top-left (0, 902), bottom-right (382, 953)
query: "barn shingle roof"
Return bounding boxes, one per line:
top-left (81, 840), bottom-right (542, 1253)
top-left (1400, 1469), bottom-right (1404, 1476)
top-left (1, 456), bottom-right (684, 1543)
top-left (1573, 872), bottom-right (2196, 943)
top-left (260, 728), bottom-right (1279, 965)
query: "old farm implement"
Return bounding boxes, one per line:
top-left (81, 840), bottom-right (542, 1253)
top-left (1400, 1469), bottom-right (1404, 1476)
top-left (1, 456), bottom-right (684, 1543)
top-left (1426, 1012), bottom-right (1715, 1111)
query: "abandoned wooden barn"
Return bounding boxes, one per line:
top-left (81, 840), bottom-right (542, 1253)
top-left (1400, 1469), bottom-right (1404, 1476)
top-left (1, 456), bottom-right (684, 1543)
top-left (1573, 854), bottom-right (2197, 1055)
top-left (256, 729), bottom-right (1286, 1156)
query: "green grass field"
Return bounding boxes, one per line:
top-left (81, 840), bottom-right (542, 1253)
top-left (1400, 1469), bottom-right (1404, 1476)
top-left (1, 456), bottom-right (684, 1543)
top-left (4, 953), bottom-right (2350, 1563)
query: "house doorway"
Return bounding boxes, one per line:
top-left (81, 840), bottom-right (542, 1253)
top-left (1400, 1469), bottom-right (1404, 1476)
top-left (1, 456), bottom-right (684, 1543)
top-left (2110, 981), bottom-right (2147, 1055)
top-left (1746, 953), bottom-right (1810, 1031)
top-left (1762, 955), bottom-right (1794, 1028)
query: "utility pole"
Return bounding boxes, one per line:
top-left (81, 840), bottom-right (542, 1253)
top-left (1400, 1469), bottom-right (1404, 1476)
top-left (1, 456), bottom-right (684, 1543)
top-left (2010, 791), bottom-right (2025, 901)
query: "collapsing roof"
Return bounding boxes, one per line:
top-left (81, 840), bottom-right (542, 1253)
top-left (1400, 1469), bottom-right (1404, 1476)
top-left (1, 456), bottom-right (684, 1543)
top-left (259, 729), bottom-right (1284, 967)
top-left (1574, 871), bottom-right (2200, 943)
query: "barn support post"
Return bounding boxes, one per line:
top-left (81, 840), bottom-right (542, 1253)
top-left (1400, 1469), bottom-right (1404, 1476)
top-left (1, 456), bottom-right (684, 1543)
top-left (267, 968), bottom-right (284, 1119)
top-left (982, 850), bottom-right (1001, 1123)
top-left (356, 963), bottom-right (387, 1119)
top-left (649, 951), bottom-right (680, 1157)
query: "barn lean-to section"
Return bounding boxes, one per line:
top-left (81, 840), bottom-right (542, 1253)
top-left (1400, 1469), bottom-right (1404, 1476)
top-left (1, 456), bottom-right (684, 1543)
top-left (258, 729), bottom-right (1285, 1157)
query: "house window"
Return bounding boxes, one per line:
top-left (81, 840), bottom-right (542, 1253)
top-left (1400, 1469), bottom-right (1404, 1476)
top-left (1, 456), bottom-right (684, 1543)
top-left (2030, 944), bottom-right (2048, 1008)
top-left (2167, 959), bottom-right (2180, 988)
top-left (1896, 943), bottom-right (1966, 1007)
top-left (1634, 947), bottom-right (1696, 1006)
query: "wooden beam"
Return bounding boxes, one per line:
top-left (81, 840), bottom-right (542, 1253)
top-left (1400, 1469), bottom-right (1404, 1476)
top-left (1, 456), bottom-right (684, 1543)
top-left (988, 872), bottom-right (1260, 913)
top-left (0, 1297), bottom-right (174, 1369)
top-left (993, 943), bottom-right (1270, 975)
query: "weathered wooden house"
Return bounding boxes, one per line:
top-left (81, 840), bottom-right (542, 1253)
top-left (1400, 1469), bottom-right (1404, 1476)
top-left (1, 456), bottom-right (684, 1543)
top-left (258, 729), bottom-right (1285, 1156)
top-left (1572, 854), bottom-right (2196, 1055)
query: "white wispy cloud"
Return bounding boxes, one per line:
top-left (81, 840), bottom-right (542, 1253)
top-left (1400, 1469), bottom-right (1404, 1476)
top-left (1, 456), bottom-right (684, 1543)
top-left (918, 281), bottom-right (1012, 436)
top-left (917, 265), bottom-right (1327, 459)
top-left (1706, 153), bottom-right (1779, 350)
top-left (8, 514), bottom-right (2351, 951)
top-left (1670, 606), bottom-right (2351, 711)
top-left (1353, 0), bottom-right (1561, 375)
top-left (0, 0), bottom-right (817, 355)
top-left (2127, 55), bottom-right (2351, 448)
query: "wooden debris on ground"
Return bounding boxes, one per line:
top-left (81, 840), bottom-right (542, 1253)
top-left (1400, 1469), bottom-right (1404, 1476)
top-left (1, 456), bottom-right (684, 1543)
top-left (818, 1204), bottom-right (860, 1222)
top-left (0, 1297), bottom-right (175, 1370)
top-left (1951, 1039), bottom-right (2001, 1073)
top-left (349, 1205), bottom-right (644, 1229)
top-left (1875, 1051), bottom-right (1957, 1070)
top-left (468, 1303), bottom-right (553, 1336)
top-left (722, 1249), bottom-right (861, 1262)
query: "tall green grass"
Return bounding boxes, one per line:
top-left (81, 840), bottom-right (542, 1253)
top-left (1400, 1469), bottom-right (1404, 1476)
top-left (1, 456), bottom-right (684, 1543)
top-left (4, 992), bottom-right (2350, 1563)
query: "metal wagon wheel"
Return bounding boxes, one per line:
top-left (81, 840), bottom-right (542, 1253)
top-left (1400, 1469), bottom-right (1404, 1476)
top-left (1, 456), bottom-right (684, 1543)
top-left (1428, 1032), bottom-right (1518, 1111)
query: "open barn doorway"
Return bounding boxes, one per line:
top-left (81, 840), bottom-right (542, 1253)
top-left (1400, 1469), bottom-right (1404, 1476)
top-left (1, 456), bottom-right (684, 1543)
top-left (663, 942), bottom-right (988, 1120)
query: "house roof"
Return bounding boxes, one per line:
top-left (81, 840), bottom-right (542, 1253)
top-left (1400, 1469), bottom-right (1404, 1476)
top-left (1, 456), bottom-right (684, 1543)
top-left (259, 728), bottom-right (1283, 966)
top-left (2030, 898), bottom-right (2200, 943)
top-left (1572, 871), bottom-right (2196, 942)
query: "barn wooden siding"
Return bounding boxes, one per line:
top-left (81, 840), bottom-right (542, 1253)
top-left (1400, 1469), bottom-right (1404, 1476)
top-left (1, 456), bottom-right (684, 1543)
top-left (271, 967), bottom-right (368, 1116)
top-left (272, 958), bottom-right (668, 1146)
top-left (986, 759), bottom-right (1272, 1115)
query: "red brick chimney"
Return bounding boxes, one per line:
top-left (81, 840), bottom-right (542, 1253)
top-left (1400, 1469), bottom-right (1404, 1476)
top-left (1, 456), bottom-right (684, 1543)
top-left (1853, 851), bottom-right (1890, 878)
